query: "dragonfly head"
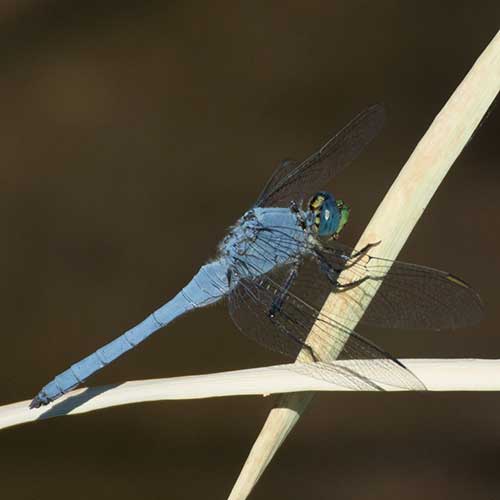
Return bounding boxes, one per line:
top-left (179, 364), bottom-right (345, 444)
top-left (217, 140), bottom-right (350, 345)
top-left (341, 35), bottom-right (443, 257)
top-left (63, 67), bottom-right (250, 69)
top-left (309, 192), bottom-right (350, 238)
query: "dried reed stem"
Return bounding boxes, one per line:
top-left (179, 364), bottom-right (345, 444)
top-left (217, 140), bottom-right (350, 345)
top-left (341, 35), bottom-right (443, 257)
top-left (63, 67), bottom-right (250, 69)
top-left (3, 359), bottom-right (500, 432)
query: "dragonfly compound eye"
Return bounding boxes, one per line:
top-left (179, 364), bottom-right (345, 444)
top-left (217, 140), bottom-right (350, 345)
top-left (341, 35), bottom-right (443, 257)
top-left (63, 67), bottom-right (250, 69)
top-left (309, 192), bottom-right (343, 237)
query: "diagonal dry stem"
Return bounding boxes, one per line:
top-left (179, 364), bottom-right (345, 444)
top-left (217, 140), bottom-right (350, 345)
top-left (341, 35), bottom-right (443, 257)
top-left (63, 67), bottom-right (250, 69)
top-left (228, 30), bottom-right (500, 500)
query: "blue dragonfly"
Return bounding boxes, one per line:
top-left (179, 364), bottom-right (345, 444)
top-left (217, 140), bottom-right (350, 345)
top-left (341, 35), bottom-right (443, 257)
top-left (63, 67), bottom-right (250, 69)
top-left (30, 105), bottom-right (483, 408)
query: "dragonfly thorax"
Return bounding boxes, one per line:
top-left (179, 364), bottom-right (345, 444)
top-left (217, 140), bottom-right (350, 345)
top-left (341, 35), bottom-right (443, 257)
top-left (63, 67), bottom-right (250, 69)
top-left (221, 210), bottom-right (260, 257)
top-left (221, 207), bottom-right (308, 278)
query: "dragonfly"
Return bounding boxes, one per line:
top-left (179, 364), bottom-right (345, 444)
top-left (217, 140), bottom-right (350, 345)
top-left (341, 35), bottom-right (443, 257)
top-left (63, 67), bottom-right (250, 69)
top-left (30, 105), bottom-right (483, 408)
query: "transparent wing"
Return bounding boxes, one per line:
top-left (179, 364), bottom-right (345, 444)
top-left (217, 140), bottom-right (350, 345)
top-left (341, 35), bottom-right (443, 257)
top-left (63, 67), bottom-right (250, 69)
top-left (255, 105), bottom-right (386, 208)
top-left (315, 238), bottom-right (484, 330)
top-left (228, 260), bottom-right (424, 391)
top-left (237, 224), bottom-right (483, 332)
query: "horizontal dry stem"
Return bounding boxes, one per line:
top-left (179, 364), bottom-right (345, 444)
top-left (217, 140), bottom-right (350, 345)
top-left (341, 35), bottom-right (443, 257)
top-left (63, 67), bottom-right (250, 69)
top-left (3, 359), bottom-right (500, 432)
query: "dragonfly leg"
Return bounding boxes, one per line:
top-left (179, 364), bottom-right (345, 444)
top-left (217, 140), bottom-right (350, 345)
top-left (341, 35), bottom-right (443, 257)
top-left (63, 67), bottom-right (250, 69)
top-left (340, 241), bottom-right (381, 270)
top-left (289, 201), bottom-right (307, 229)
top-left (352, 241), bottom-right (381, 259)
top-left (314, 250), bottom-right (344, 284)
top-left (335, 275), bottom-right (370, 290)
top-left (333, 242), bottom-right (381, 290)
top-left (315, 249), bottom-right (371, 291)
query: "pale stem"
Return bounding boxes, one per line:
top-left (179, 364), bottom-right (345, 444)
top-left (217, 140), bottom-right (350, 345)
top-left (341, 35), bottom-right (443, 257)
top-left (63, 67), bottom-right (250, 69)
top-left (3, 359), bottom-right (500, 432)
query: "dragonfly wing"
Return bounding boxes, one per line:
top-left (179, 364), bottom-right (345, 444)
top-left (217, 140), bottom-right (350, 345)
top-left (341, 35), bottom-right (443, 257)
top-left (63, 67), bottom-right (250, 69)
top-left (255, 105), bottom-right (386, 208)
top-left (255, 159), bottom-right (300, 208)
top-left (314, 239), bottom-right (484, 330)
top-left (239, 224), bottom-right (482, 331)
top-left (228, 259), bottom-right (425, 391)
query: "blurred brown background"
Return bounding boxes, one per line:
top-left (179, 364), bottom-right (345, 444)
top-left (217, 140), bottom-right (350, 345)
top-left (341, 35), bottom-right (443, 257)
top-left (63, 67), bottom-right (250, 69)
top-left (1, 2), bottom-right (499, 499)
